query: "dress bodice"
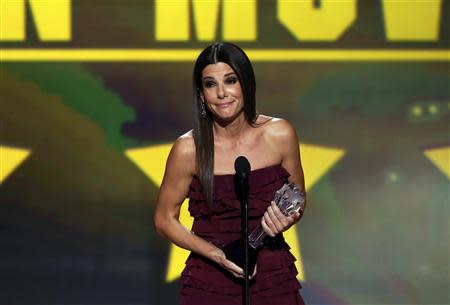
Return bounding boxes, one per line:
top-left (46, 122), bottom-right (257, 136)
top-left (187, 164), bottom-right (290, 246)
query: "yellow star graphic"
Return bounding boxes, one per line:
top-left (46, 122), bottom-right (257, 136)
top-left (126, 143), bottom-right (345, 282)
top-left (424, 146), bottom-right (450, 179)
top-left (126, 144), bottom-right (192, 282)
top-left (0, 145), bottom-right (31, 184)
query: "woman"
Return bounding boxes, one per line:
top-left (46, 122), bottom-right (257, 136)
top-left (154, 42), bottom-right (306, 305)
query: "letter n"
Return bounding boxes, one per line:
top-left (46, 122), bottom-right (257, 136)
top-left (0, 0), bottom-right (71, 41)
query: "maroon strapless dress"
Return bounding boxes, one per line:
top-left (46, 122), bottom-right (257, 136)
top-left (181, 164), bottom-right (305, 305)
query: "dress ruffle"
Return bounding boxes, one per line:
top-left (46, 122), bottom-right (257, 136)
top-left (181, 248), bottom-right (300, 297)
top-left (182, 164), bottom-right (301, 298)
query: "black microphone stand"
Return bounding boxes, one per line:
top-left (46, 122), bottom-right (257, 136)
top-left (242, 182), bottom-right (249, 305)
top-left (234, 156), bottom-right (251, 305)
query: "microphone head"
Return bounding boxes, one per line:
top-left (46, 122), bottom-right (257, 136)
top-left (235, 156), bottom-right (251, 177)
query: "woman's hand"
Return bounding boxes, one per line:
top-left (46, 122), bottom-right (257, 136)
top-left (208, 247), bottom-right (244, 278)
top-left (250, 264), bottom-right (257, 279)
top-left (208, 248), bottom-right (257, 279)
top-left (261, 201), bottom-right (301, 237)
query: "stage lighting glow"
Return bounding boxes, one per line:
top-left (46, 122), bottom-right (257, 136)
top-left (428, 104), bottom-right (438, 114)
top-left (411, 105), bottom-right (423, 116)
top-left (387, 171), bottom-right (399, 183)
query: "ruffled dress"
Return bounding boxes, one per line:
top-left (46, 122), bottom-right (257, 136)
top-left (181, 164), bottom-right (305, 305)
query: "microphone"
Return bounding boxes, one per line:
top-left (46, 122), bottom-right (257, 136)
top-left (235, 156), bottom-right (250, 178)
top-left (234, 156), bottom-right (251, 201)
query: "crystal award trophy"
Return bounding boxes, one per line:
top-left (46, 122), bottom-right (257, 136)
top-left (222, 182), bottom-right (306, 273)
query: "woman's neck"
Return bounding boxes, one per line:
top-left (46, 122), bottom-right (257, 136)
top-left (212, 113), bottom-right (250, 141)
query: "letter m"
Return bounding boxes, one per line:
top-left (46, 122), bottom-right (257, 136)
top-left (155, 0), bottom-right (256, 41)
top-left (0, 0), bottom-right (71, 41)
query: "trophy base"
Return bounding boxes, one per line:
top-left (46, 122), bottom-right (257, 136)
top-left (222, 238), bottom-right (259, 275)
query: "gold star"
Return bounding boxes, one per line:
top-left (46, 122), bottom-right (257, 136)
top-left (125, 143), bottom-right (345, 282)
top-left (0, 145), bottom-right (31, 184)
top-left (424, 146), bottom-right (450, 179)
top-left (126, 144), bottom-right (192, 282)
top-left (285, 144), bottom-right (345, 281)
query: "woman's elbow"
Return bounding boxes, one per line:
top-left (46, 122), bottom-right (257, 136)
top-left (153, 212), bottom-right (168, 237)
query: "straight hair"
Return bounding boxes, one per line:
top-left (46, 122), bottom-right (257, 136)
top-left (192, 42), bottom-right (257, 206)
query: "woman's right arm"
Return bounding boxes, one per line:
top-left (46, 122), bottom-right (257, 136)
top-left (153, 135), bottom-right (244, 278)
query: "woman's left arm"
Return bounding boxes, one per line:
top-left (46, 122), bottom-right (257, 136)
top-left (261, 119), bottom-right (306, 237)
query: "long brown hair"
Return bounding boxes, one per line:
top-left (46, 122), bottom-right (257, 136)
top-left (192, 42), bottom-right (257, 206)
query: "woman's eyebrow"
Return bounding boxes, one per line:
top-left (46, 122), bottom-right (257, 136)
top-left (202, 72), bottom-right (236, 81)
top-left (201, 76), bottom-right (215, 81)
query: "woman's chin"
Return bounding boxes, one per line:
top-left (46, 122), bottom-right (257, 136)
top-left (212, 110), bottom-right (245, 125)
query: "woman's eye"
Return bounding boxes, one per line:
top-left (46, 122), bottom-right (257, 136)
top-left (203, 81), bottom-right (215, 88)
top-left (226, 77), bottom-right (238, 84)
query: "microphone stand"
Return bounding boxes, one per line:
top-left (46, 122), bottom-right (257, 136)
top-left (234, 156), bottom-right (251, 305)
top-left (242, 184), bottom-right (249, 305)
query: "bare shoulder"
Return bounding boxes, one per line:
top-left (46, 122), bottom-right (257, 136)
top-left (174, 130), bottom-right (195, 152)
top-left (261, 117), bottom-right (304, 187)
top-left (260, 116), bottom-right (298, 143)
top-left (168, 130), bottom-right (196, 175)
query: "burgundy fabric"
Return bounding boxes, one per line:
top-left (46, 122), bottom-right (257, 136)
top-left (181, 164), bottom-right (305, 305)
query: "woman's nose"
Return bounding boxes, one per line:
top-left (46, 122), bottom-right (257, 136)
top-left (217, 83), bottom-right (227, 99)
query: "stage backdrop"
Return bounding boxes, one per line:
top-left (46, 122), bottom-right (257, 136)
top-left (1, 1), bottom-right (449, 305)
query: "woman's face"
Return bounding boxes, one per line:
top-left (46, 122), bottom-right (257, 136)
top-left (200, 62), bottom-right (244, 122)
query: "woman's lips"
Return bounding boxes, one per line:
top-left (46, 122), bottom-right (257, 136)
top-left (215, 101), bottom-right (234, 108)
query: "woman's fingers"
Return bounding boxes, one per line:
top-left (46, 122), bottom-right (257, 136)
top-left (262, 202), bottom-right (299, 236)
top-left (223, 259), bottom-right (244, 278)
top-left (212, 248), bottom-right (244, 278)
top-left (261, 215), bottom-right (276, 237)
top-left (292, 211), bottom-right (301, 221)
top-left (249, 264), bottom-right (257, 279)
top-left (268, 202), bottom-right (289, 229)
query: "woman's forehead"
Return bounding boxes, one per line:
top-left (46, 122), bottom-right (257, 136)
top-left (202, 62), bottom-right (235, 78)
